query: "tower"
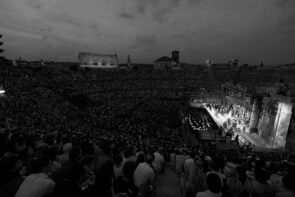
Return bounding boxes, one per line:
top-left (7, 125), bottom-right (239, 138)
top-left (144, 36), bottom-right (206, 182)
top-left (172, 51), bottom-right (179, 64)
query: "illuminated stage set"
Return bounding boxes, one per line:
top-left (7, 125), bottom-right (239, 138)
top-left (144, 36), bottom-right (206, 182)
top-left (188, 82), bottom-right (294, 151)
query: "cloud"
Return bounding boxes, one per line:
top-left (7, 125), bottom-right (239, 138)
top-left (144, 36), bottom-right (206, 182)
top-left (39, 27), bottom-right (53, 32)
top-left (134, 0), bottom-right (159, 14)
top-left (170, 34), bottom-right (186, 40)
top-left (152, 8), bottom-right (173, 24)
top-left (134, 0), bottom-right (201, 15)
top-left (275, 0), bottom-right (293, 7)
top-left (0, 27), bottom-right (42, 40)
top-left (89, 24), bottom-right (99, 30)
top-left (136, 4), bottom-right (145, 14)
top-left (136, 0), bottom-right (202, 24)
top-left (1, 0), bottom-right (295, 64)
top-left (95, 32), bottom-right (102, 37)
top-left (151, 1), bottom-right (187, 25)
top-left (135, 35), bottom-right (156, 44)
top-left (118, 12), bottom-right (135, 20)
top-left (170, 0), bottom-right (181, 7)
top-left (279, 16), bottom-right (295, 27)
top-left (42, 35), bottom-right (48, 41)
top-left (47, 13), bottom-right (99, 32)
top-left (65, 18), bottom-right (81, 26)
top-left (276, 16), bottom-right (295, 34)
top-left (26, 0), bottom-right (43, 9)
top-left (35, 4), bottom-right (42, 9)
top-left (188, 0), bottom-right (202, 5)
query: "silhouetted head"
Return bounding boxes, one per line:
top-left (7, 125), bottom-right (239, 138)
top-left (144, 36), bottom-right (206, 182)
top-left (206, 173), bottom-right (222, 194)
top-left (122, 161), bottom-right (137, 181)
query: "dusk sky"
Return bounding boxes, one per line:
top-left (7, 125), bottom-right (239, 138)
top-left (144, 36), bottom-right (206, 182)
top-left (0, 0), bottom-right (295, 64)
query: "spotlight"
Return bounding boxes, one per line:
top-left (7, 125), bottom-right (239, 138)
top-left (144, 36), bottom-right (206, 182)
top-left (0, 86), bottom-right (5, 97)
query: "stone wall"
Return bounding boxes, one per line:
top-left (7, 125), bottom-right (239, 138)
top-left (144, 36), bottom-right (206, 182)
top-left (78, 52), bottom-right (118, 68)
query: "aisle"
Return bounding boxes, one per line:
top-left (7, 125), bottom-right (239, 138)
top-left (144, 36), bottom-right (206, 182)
top-left (153, 163), bottom-right (181, 197)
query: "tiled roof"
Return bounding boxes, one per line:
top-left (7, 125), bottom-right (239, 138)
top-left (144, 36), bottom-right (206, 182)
top-left (154, 56), bottom-right (173, 62)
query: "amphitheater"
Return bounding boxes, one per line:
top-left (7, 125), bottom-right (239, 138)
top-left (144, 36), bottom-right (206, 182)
top-left (0, 64), bottom-right (295, 197)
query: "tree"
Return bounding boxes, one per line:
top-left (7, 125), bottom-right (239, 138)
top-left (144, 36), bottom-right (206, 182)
top-left (0, 34), bottom-right (4, 63)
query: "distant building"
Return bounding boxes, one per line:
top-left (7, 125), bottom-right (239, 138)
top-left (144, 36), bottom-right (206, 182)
top-left (78, 52), bottom-right (118, 68)
top-left (15, 57), bottom-right (30, 66)
top-left (205, 59), bottom-right (213, 67)
top-left (172, 51), bottom-right (180, 64)
top-left (229, 58), bottom-right (240, 66)
top-left (29, 59), bottom-right (43, 67)
top-left (14, 58), bottom-right (77, 69)
top-left (29, 60), bottom-right (64, 68)
top-left (154, 51), bottom-right (180, 70)
top-left (154, 56), bottom-right (174, 69)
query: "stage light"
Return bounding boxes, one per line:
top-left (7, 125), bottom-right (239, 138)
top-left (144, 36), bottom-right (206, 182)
top-left (0, 85), bottom-right (5, 95)
top-left (0, 87), bottom-right (5, 99)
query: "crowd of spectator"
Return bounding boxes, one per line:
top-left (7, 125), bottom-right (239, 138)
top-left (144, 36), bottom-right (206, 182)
top-left (172, 143), bottom-right (295, 197)
top-left (0, 66), bottom-right (295, 197)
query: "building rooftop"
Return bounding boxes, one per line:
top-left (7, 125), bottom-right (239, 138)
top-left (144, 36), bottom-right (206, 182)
top-left (154, 56), bottom-right (173, 62)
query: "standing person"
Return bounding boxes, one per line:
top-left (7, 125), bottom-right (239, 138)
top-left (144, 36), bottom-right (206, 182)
top-left (176, 148), bottom-right (186, 182)
top-left (196, 173), bottom-right (222, 197)
top-left (275, 173), bottom-right (295, 197)
top-left (223, 162), bottom-right (242, 197)
top-left (114, 161), bottom-right (138, 197)
top-left (135, 152), bottom-right (145, 168)
top-left (170, 150), bottom-right (176, 169)
top-left (239, 171), bottom-right (263, 197)
top-left (184, 152), bottom-right (197, 197)
top-left (268, 162), bottom-right (284, 194)
top-left (80, 155), bottom-right (95, 193)
top-left (0, 154), bottom-right (24, 197)
top-left (194, 159), bottom-right (207, 194)
top-left (57, 143), bottom-right (72, 164)
top-left (153, 148), bottom-right (164, 176)
top-left (133, 153), bottom-right (155, 197)
top-left (51, 162), bottom-right (86, 197)
top-left (92, 140), bottom-right (114, 197)
top-left (206, 160), bottom-right (226, 188)
top-left (114, 154), bottom-right (123, 179)
top-left (15, 156), bottom-right (55, 197)
top-left (57, 147), bottom-right (81, 182)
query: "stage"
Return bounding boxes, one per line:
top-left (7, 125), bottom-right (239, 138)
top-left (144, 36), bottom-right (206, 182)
top-left (205, 106), bottom-right (286, 151)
